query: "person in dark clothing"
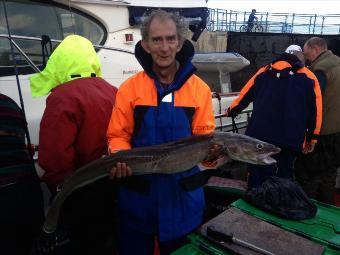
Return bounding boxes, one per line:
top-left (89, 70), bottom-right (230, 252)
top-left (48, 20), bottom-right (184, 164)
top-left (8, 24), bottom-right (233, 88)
top-left (0, 93), bottom-right (44, 255)
top-left (226, 46), bottom-right (322, 189)
top-left (295, 37), bottom-right (340, 205)
top-left (247, 9), bottom-right (258, 32)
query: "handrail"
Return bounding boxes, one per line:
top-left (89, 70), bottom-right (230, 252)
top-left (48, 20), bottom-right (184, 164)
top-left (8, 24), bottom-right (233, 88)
top-left (0, 36), bottom-right (41, 72)
top-left (0, 34), bottom-right (135, 73)
top-left (214, 109), bottom-right (252, 133)
top-left (208, 8), bottom-right (340, 34)
top-left (0, 34), bottom-right (135, 54)
top-left (214, 109), bottom-right (252, 119)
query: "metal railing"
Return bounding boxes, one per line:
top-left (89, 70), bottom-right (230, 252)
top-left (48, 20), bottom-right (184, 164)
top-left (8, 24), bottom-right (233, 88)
top-left (207, 9), bottom-right (340, 34)
top-left (0, 34), bottom-right (134, 76)
top-left (215, 109), bottom-right (252, 133)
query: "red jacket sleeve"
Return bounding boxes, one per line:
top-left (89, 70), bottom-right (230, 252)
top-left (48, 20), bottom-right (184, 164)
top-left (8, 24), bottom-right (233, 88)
top-left (38, 93), bottom-right (77, 192)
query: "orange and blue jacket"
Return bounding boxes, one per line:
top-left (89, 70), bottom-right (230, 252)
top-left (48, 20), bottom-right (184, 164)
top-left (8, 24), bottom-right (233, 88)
top-left (106, 40), bottom-right (215, 241)
top-left (227, 54), bottom-right (322, 152)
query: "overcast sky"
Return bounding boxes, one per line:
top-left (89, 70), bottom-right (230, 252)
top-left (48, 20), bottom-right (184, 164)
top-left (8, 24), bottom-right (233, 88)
top-left (207, 0), bottom-right (340, 15)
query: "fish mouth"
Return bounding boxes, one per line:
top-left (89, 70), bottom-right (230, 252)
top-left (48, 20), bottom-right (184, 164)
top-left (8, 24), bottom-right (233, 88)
top-left (261, 156), bottom-right (277, 165)
top-left (258, 149), bottom-right (280, 165)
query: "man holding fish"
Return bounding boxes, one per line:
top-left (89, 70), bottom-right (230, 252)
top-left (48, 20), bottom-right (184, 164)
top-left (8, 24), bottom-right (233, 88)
top-left (106, 9), bottom-right (216, 255)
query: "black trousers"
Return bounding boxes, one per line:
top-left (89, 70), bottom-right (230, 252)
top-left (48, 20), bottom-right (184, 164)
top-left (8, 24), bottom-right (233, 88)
top-left (247, 22), bottom-right (254, 31)
top-left (295, 133), bottom-right (340, 204)
top-left (59, 178), bottom-right (118, 255)
top-left (247, 147), bottom-right (296, 189)
top-left (0, 178), bottom-right (44, 255)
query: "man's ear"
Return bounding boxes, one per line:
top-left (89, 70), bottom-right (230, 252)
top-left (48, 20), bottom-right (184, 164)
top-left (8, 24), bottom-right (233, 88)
top-left (141, 40), bottom-right (150, 53)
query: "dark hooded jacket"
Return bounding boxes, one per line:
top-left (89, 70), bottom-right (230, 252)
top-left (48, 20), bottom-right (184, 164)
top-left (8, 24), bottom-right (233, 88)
top-left (228, 53), bottom-right (322, 152)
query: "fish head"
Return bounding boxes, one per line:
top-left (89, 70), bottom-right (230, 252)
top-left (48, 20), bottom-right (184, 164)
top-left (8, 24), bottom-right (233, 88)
top-left (212, 132), bottom-right (281, 165)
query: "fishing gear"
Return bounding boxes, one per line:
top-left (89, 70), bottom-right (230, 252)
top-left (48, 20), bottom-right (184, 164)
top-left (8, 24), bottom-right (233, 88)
top-left (41, 34), bottom-right (52, 69)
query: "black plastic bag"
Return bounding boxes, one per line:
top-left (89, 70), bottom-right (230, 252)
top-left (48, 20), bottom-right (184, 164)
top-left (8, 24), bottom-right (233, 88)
top-left (245, 177), bottom-right (317, 220)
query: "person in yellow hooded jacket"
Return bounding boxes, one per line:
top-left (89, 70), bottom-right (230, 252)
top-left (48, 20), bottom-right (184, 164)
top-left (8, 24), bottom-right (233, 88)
top-left (29, 35), bottom-right (118, 254)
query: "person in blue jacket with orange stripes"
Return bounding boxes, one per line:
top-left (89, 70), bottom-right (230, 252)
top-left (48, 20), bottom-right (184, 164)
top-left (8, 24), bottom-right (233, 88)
top-left (226, 46), bottom-right (322, 189)
top-left (106, 10), bottom-right (215, 255)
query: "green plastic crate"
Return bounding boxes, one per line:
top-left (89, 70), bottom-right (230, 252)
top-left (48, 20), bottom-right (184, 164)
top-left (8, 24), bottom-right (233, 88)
top-left (232, 199), bottom-right (340, 254)
top-left (171, 243), bottom-right (207, 255)
top-left (172, 234), bottom-right (231, 255)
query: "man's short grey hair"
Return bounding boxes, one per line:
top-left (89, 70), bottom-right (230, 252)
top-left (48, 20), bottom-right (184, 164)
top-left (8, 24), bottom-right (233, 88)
top-left (305, 37), bottom-right (328, 51)
top-left (140, 9), bottom-right (187, 44)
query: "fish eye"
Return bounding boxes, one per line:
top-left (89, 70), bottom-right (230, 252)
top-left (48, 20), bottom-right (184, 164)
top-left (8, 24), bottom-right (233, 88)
top-left (256, 143), bottom-right (264, 149)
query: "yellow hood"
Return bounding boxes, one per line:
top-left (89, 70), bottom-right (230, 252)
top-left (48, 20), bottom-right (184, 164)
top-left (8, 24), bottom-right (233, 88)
top-left (29, 35), bottom-right (102, 97)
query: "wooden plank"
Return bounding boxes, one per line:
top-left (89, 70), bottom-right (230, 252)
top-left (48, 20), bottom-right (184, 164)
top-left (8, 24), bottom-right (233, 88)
top-left (216, 35), bottom-right (227, 52)
top-left (192, 31), bottom-right (228, 53)
top-left (200, 207), bottom-right (325, 255)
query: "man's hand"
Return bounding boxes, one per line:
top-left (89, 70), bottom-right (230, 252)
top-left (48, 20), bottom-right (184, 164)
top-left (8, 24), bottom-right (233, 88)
top-left (109, 162), bottom-right (132, 179)
top-left (199, 144), bottom-right (231, 170)
top-left (208, 144), bottom-right (223, 160)
top-left (302, 141), bottom-right (316, 154)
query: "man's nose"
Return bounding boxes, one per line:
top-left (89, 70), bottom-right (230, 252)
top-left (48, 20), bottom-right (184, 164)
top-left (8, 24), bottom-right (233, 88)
top-left (159, 40), bottom-right (170, 51)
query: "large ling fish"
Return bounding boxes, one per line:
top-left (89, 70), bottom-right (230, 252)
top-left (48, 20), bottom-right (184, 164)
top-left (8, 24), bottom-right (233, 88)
top-left (43, 131), bottom-right (280, 234)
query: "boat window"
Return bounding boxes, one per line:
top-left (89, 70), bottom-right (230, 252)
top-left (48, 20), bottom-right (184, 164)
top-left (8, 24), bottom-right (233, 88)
top-left (56, 8), bottom-right (105, 44)
top-left (0, 0), bottom-right (106, 77)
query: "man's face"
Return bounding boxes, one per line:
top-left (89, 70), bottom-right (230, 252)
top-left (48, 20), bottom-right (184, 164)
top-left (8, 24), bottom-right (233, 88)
top-left (303, 44), bottom-right (318, 64)
top-left (142, 17), bottom-right (182, 69)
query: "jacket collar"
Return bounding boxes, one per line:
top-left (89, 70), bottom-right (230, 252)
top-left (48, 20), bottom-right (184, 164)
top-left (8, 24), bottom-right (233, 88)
top-left (135, 39), bottom-right (195, 77)
top-left (135, 39), bottom-right (196, 99)
top-left (271, 53), bottom-right (304, 70)
top-left (311, 50), bottom-right (332, 66)
top-left (267, 53), bottom-right (304, 78)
